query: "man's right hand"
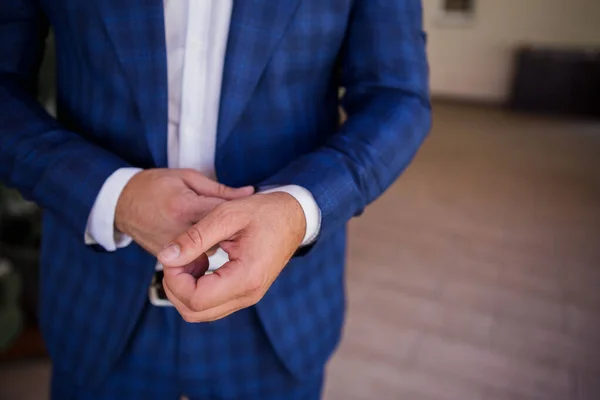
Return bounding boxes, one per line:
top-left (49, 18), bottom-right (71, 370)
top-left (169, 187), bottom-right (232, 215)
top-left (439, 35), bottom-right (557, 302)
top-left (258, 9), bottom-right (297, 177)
top-left (115, 169), bottom-right (253, 256)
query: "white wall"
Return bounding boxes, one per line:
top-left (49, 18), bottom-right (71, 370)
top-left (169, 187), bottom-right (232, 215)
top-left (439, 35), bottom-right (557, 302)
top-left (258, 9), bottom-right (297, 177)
top-left (423, 0), bottom-right (600, 102)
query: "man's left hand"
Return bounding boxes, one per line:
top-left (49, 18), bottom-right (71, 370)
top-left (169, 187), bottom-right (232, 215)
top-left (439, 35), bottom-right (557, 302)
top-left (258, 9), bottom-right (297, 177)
top-left (158, 192), bottom-right (306, 322)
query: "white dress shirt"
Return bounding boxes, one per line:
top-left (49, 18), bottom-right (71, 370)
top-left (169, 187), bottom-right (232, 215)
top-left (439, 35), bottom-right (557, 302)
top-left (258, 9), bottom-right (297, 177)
top-left (85, 0), bottom-right (321, 267)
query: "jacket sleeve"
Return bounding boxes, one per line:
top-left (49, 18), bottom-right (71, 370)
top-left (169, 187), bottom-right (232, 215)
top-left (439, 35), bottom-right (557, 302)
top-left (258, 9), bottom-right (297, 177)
top-left (260, 0), bottom-right (432, 247)
top-left (0, 1), bottom-right (130, 238)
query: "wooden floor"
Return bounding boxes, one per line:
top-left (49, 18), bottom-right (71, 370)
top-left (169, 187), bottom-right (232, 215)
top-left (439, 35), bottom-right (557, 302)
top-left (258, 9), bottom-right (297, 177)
top-left (325, 104), bottom-right (600, 400)
top-left (2, 103), bottom-right (600, 399)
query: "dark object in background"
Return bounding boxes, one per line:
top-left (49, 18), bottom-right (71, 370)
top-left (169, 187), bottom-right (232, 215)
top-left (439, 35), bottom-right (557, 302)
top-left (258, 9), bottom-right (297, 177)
top-left (0, 186), bottom-right (45, 360)
top-left (509, 46), bottom-right (600, 119)
top-left (0, 187), bottom-right (41, 321)
top-left (0, 213), bottom-right (41, 247)
top-left (0, 259), bottom-right (23, 350)
top-left (443, 0), bottom-right (475, 13)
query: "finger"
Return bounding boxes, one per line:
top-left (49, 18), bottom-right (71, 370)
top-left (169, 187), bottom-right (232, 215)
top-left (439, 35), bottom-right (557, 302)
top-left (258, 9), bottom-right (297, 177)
top-left (164, 258), bottom-right (250, 311)
top-left (158, 205), bottom-right (248, 268)
top-left (158, 252), bottom-right (209, 304)
top-left (182, 255), bottom-right (210, 279)
top-left (186, 196), bottom-right (225, 223)
top-left (161, 277), bottom-right (201, 320)
top-left (162, 278), bottom-right (246, 322)
top-left (193, 304), bottom-right (246, 322)
top-left (181, 170), bottom-right (254, 200)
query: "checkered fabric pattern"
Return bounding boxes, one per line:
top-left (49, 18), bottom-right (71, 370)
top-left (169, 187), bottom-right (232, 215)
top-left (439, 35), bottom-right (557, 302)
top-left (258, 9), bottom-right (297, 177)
top-left (0, 0), bottom-right (431, 392)
top-left (51, 305), bottom-right (324, 399)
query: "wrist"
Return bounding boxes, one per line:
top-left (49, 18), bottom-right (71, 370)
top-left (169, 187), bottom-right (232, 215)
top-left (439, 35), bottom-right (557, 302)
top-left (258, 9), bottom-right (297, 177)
top-left (115, 170), bottom-right (144, 234)
top-left (86, 167), bottom-right (141, 250)
top-left (114, 198), bottom-right (128, 235)
top-left (259, 185), bottom-right (320, 246)
top-left (266, 192), bottom-right (306, 246)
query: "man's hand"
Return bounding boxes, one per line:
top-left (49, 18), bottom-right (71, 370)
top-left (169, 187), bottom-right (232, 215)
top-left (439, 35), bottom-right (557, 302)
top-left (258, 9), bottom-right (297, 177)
top-left (115, 168), bottom-right (254, 256)
top-left (157, 192), bottom-right (306, 322)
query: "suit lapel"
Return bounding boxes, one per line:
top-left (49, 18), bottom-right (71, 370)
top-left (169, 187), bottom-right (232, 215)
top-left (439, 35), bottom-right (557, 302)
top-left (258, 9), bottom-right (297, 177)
top-left (217, 0), bottom-right (301, 149)
top-left (94, 0), bottom-right (301, 165)
top-left (96, 0), bottom-right (169, 167)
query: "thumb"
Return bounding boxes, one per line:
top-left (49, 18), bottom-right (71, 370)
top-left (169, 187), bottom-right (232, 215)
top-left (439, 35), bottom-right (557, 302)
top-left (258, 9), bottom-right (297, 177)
top-left (158, 204), bottom-right (248, 268)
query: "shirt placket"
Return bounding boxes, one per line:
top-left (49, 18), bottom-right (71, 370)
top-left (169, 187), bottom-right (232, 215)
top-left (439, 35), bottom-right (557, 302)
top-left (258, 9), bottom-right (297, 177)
top-left (179, 0), bottom-right (215, 178)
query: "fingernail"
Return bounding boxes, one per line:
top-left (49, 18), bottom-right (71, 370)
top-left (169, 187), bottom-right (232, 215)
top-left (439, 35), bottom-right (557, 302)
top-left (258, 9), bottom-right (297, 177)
top-left (160, 243), bottom-right (180, 261)
top-left (239, 185), bottom-right (255, 194)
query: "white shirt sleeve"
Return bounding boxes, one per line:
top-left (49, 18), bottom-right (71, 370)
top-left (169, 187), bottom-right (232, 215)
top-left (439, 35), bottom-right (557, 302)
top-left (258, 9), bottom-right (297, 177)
top-left (84, 168), bottom-right (143, 251)
top-left (85, 172), bottom-right (322, 252)
top-left (259, 185), bottom-right (322, 246)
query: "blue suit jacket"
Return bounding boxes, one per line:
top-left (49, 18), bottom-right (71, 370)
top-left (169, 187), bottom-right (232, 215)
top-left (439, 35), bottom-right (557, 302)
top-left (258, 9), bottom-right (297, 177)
top-left (0, 0), bottom-right (430, 386)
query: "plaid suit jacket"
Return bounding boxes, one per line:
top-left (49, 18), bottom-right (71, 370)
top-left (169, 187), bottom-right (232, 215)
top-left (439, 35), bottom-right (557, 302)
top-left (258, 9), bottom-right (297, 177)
top-left (0, 0), bottom-right (431, 386)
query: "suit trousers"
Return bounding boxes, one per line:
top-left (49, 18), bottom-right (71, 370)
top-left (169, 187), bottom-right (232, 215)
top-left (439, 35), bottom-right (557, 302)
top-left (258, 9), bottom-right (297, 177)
top-left (50, 300), bottom-right (324, 399)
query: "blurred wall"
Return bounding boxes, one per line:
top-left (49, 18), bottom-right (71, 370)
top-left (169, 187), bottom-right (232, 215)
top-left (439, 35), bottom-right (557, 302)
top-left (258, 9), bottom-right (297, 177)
top-left (423, 0), bottom-right (600, 102)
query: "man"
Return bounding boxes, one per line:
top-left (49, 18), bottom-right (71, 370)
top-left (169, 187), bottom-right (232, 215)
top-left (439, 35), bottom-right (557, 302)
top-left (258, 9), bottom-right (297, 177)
top-left (0, 0), bottom-right (430, 398)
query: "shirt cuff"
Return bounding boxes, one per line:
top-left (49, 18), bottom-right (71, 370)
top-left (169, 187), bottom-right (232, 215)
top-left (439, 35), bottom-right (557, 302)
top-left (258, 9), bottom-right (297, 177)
top-left (84, 167), bottom-right (143, 251)
top-left (259, 185), bottom-right (322, 246)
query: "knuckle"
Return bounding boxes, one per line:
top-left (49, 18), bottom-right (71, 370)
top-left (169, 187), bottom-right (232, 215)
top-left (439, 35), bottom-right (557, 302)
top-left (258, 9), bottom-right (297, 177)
top-left (221, 213), bottom-right (237, 231)
top-left (245, 274), bottom-right (264, 294)
top-left (245, 293), bottom-right (263, 307)
top-left (214, 201), bottom-right (230, 216)
top-left (189, 297), bottom-right (207, 313)
top-left (186, 226), bottom-right (204, 247)
top-left (216, 183), bottom-right (228, 197)
top-left (181, 313), bottom-right (197, 323)
top-left (212, 204), bottom-right (232, 225)
top-left (215, 203), bottom-right (240, 226)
